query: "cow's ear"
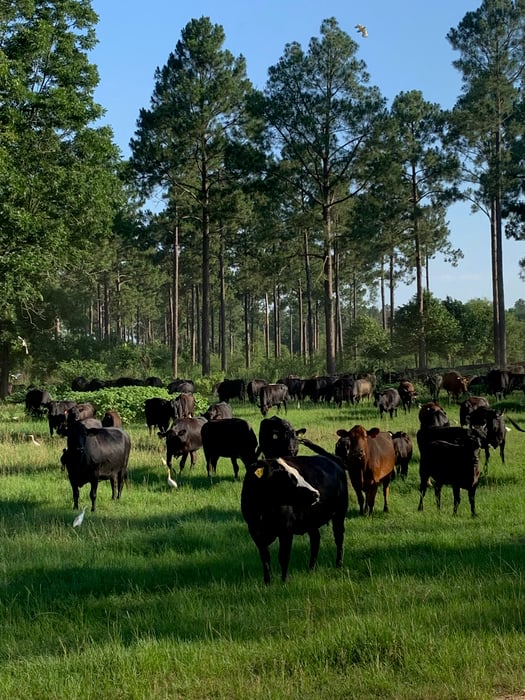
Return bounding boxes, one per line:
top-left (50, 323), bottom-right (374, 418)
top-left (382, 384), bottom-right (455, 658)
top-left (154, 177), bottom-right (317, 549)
top-left (368, 427), bottom-right (381, 438)
top-left (336, 429), bottom-right (348, 437)
top-left (296, 428), bottom-right (307, 435)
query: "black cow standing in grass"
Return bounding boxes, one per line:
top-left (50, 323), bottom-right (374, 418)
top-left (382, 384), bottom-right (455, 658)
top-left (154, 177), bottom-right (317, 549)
top-left (144, 397), bottom-right (173, 435)
top-left (259, 383), bottom-right (290, 417)
top-left (48, 400), bottom-right (77, 436)
top-left (61, 421), bottom-right (131, 511)
top-left (158, 416), bottom-right (207, 473)
top-left (391, 431), bottom-right (413, 479)
top-left (373, 388), bottom-right (401, 419)
top-left (201, 418), bottom-right (257, 479)
top-left (241, 455), bottom-right (349, 584)
top-left (25, 388), bottom-right (52, 418)
top-left (203, 401), bottom-right (233, 421)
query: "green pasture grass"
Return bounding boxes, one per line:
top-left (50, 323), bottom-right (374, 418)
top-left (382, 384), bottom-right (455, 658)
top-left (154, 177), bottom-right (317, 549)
top-left (1, 397), bottom-right (525, 699)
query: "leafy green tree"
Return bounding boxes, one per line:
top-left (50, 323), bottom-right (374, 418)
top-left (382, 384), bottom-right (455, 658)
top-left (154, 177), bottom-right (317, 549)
top-left (130, 16), bottom-right (254, 376)
top-left (447, 0), bottom-right (525, 366)
top-left (442, 297), bottom-right (493, 363)
top-left (0, 0), bottom-right (122, 394)
top-left (260, 17), bottom-right (385, 374)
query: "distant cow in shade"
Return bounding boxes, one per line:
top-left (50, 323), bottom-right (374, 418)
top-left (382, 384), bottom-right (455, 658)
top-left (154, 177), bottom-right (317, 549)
top-left (391, 431), bottom-right (413, 479)
top-left (202, 402), bottom-right (233, 421)
top-left (201, 418), bottom-right (257, 479)
top-left (260, 383), bottom-right (290, 417)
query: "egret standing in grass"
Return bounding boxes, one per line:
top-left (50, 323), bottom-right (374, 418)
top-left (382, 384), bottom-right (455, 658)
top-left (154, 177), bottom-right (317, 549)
top-left (167, 469), bottom-right (178, 489)
top-left (72, 505), bottom-right (88, 528)
top-left (28, 434), bottom-right (41, 446)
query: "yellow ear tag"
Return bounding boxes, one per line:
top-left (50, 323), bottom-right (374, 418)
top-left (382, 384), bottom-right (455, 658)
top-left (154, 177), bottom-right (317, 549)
top-left (254, 467), bottom-right (264, 478)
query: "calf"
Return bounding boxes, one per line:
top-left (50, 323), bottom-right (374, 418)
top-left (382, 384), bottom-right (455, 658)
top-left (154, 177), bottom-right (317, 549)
top-left (398, 380), bottom-right (416, 413)
top-left (417, 425), bottom-right (483, 516)
top-left (459, 396), bottom-right (490, 428)
top-left (241, 455), bottom-right (348, 584)
top-left (101, 410), bottom-right (122, 428)
top-left (201, 418), bottom-right (258, 479)
top-left (335, 425), bottom-right (396, 515)
top-left (373, 388), bottom-right (400, 419)
top-left (158, 416), bottom-right (207, 473)
top-left (391, 431), bottom-right (413, 479)
top-left (256, 416), bottom-right (306, 459)
top-left (203, 401), bottom-right (233, 421)
top-left (61, 421), bottom-right (131, 511)
top-left (172, 392), bottom-right (195, 419)
top-left (260, 383), bottom-right (290, 417)
top-left (144, 397), bottom-right (173, 435)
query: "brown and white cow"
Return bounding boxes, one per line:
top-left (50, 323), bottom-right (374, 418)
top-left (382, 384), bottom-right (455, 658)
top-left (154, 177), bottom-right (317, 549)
top-left (335, 425), bottom-right (396, 515)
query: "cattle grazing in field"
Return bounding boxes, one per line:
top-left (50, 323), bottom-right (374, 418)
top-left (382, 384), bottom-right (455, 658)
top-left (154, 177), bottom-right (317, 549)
top-left (467, 406), bottom-right (507, 468)
top-left (256, 416), bottom-right (306, 459)
top-left (391, 431), bottom-right (413, 479)
top-left (423, 373), bottom-right (442, 402)
top-left (417, 425), bottom-right (483, 516)
top-left (398, 380), bottom-right (416, 413)
top-left (260, 383), bottom-right (291, 417)
top-left (278, 376), bottom-right (304, 402)
top-left (144, 397), bottom-right (174, 435)
top-left (201, 417), bottom-right (257, 479)
top-left (61, 421), bottom-right (131, 511)
top-left (47, 399), bottom-right (77, 436)
top-left (167, 378), bottom-right (195, 394)
top-left (158, 416), bottom-right (207, 473)
top-left (486, 369), bottom-right (511, 400)
top-left (335, 425), bottom-right (396, 515)
top-left (247, 379), bottom-right (268, 404)
top-left (352, 377), bottom-right (373, 404)
top-left (241, 455), bottom-right (349, 584)
top-left (202, 401), bottom-right (233, 421)
top-left (418, 401), bottom-right (450, 429)
top-left (217, 378), bottom-right (246, 403)
top-left (101, 410), bottom-right (122, 428)
top-left (459, 396), bottom-right (490, 427)
top-left (373, 388), bottom-right (401, 419)
top-left (331, 374), bottom-right (355, 408)
top-left (25, 388), bottom-right (52, 417)
top-left (172, 392), bottom-right (195, 419)
top-left (441, 371), bottom-right (469, 401)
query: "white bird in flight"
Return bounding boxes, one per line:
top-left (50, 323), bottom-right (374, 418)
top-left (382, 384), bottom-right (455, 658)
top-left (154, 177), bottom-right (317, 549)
top-left (167, 469), bottom-right (178, 489)
top-left (355, 23), bottom-right (368, 38)
top-left (72, 505), bottom-right (88, 528)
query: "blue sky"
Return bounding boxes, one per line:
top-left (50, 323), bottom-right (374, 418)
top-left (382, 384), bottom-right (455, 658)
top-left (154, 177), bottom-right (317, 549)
top-left (89, 0), bottom-right (525, 308)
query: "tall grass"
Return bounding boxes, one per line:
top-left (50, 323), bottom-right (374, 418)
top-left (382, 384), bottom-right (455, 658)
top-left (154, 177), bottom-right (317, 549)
top-left (1, 397), bottom-right (525, 699)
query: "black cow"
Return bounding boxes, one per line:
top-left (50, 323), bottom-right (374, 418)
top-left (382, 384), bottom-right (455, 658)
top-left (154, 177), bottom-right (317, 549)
top-left (25, 388), bottom-right (52, 417)
top-left (423, 374), bottom-right (442, 402)
top-left (277, 376), bottom-right (304, 402)
top-left (201, 418), bottom-right (257, 479)
top-left (418, 402), bottom-right (450, 428)
top-left (331, 375), bottom-right (355, 408)
top-left (144, 398), bottom-right (173, 435)
top-left (159, 416), bottom-right (207, 473)
top-left (467, 406), bottom-right (507, 468)
top-left (256, 416), bottom-right (306, 459)
top-left (145, 376), bottom-right (164, 388)
top-left (217, 378), bottom-right (246, 403)
top-left (247, 379), bottom-right (268, 404)
top-left (167, 378), bottom-right (195, 394)
top-left (203, 402), bottom-right (233, 421)
top-left (459, 396), bottom-right (490, 428)
top-left (260, 383), bottom-right (290, 417)
top-left (47, 399), bottom-right (76, 436)
top-left (391, 431), bottom-right (413, 479)
top-left (417, 425), bottom-right (483, 516)
top-left (61, 422), bottom-right (131, 511)
top-left (241, 455), bottom-right (349, 584)
top-left (373, 388), bottom-right (401, 419)
top-left (71, 376), bottom-right (89, 391)
top-left (172, 392), bottom-right (195, 419)
top-left (487, 369), bottom-right (511, 400)
top-left (398, 380), bottom-right (416, 413)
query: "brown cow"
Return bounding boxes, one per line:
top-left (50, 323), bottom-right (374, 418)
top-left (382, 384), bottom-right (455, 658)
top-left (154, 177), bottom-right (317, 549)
top-left (398, 380), bottom-right (416, 413)
top-left (442, 371), bottom-right (469, 401)
top-left (335, 425), bottom-right (396, 515)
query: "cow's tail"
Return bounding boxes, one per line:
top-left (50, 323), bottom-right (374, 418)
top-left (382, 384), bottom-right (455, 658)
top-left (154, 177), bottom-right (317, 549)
top-left (506, 416), bottom-right (525, 433)
top-left (298, 437), bottom-right (345, 469)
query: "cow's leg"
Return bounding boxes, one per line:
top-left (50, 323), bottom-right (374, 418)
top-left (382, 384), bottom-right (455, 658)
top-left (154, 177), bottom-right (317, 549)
top-left (231, 457), bottom-right (239, 479)
top-left (283, 400), bottom-right (287, 415)
top-left (179, 452), bottom-right (188, 472)
top-left (255, 541), bottom-right (272, 585)
top-left (89, 481), bottom-right (98, 512)
top-left (71, 483), bottom-right (80, 510)
top-left (332, 516), bottom-right (345, 568)
top-left (468, 487), bottom-right (477, 517)
top-left (278, 533), bottom-right (293, 582)
top-left (500, 441), bottom-right (505, 464)
top-left (434, 483), bottom-right (442, 511)
top-left (452, 485), bottom-right (461, 515)
top-left (366, 485), bottom-right (378, 515)
top-left (307, 528), bottom-right (321, 570)
top-left (383, 481), bottom-right (390, 512)
top-left (117, 470), bottom-right (125, 499)
top-left (418, 476), bottom-right (427, 511)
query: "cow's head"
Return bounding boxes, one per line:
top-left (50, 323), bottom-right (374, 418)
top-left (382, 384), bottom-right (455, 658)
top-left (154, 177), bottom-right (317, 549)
top-left (249, 458), bottom-right (320, 507)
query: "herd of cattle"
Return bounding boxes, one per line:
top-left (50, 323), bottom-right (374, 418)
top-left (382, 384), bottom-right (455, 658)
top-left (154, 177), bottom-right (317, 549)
top-left (18, 365), bottom-right (525, 583)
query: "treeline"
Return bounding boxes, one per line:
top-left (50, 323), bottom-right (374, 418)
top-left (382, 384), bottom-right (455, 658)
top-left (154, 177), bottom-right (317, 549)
top-left (2, 2), bottom-right (525, 395)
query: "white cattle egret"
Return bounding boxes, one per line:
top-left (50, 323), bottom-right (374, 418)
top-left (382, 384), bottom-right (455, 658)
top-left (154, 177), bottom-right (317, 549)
top-left (28, 434), bottom-right (40, 446)
top-left (167, 469), bottom-right (178, 489)
top-left (72, 505), bottom-right (88, 528)
top-left (355, 23), bottom-right (368, 37)
top-left (17, 335), bottom-right (29, 354)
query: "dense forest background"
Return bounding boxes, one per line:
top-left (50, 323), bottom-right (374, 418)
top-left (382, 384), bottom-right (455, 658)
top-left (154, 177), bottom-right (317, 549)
top-left (2, 0), bottom-right (525, 396)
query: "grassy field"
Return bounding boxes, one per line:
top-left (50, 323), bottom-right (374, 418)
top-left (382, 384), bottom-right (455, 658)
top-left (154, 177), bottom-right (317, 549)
top-left (1, 394), bottom-right (525, 699)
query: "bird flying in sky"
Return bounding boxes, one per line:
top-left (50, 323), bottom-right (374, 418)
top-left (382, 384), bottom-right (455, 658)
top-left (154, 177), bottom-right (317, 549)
top-left (355, 24), bottom-right (368, 38)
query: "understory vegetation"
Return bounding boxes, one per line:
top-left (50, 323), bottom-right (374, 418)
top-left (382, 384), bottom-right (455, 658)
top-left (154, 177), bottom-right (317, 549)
top-left (1, 390), bottom-right (525, 699)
